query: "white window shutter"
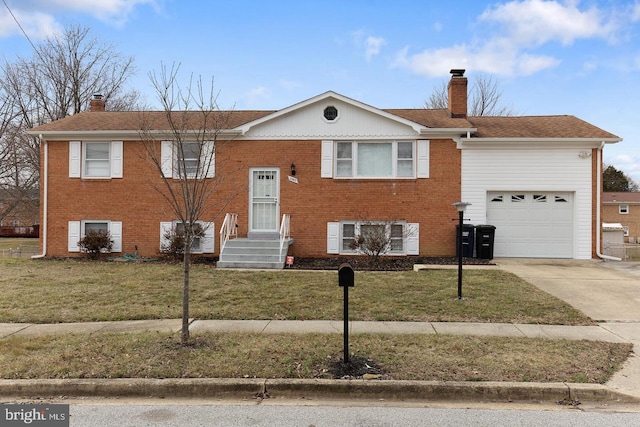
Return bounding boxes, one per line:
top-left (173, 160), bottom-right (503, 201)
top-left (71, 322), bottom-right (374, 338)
top-left (110, 141), bottom-right (123, 178)
top-left (417, 140), bottom-right (430, 178)
top-left (68, 221), bottom-right (80, 252)
top-left (69, 141), bottom-right (81, 178)
top-left (406, 223), bottom-right (420, 255)
top-left (109, 221), bottom-right (122, 252)
top-left (160, 222), bottom-right (172, 252)
top-left (203, 141), bottom-right (215, 178)
top-left (321, 140), bottom-right (333, 178)
top-left (201, 221), bottom-right (215, 253)
top-left (327, 222), bottom-right (340, 254)
top-left (161, 141), bottom-right (173, 178)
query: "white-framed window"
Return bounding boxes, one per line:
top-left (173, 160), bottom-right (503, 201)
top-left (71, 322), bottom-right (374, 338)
top-left (322, 140), bottom-right (429, 179)
top-left (327, 221), bottom-right (419, 255)
top-left (160, 220), bottom-right (215, 254)
top-left (619, 204), bottom-right (629, 214)
top-left (68, 220), bottom-right (122, 252)
top-left (69, 141), bottom-right (123, 179)
top-left (335, 141), bottom-right (414, 178)
top-left (161, 141), bottom-right (215, 179)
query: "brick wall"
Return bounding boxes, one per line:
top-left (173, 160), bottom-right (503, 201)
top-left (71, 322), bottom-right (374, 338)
top-left (43, 138), bottom-right (462, 258)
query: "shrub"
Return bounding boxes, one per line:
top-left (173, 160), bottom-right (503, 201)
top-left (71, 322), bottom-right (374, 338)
top-left (161, 223), bottom-right (204, 261)
top-left (78, 230), bottom-right (113, 260)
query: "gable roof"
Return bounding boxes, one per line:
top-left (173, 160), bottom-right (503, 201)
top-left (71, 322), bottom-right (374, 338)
top-left (29, 91), bottom-right (620, 142)
top-left (603, 192), bottom-right (640, 204)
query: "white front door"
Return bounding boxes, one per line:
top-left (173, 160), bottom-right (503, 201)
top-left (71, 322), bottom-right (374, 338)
top-left (250, 168), bottom-right (280, 233)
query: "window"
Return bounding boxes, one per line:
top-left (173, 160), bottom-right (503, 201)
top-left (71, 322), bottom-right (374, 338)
top-left (175, 222), bottom-right (203, 253)
top-left (159, 221), bottom-right (215, 254)
top-left (533, 194), bottom-right (547, 203)
top-left (511, 194), bottom-right (525, 203)
top-left (335, 141), bottom-right (415, 178)
top-left (323, 106), bottom-right (338, 121)
top-left (619, 204), bottom-right (629, 214)
top-left (68, 220), bottom-right (122, 253)
top-left (490, 195), bottom-right (504, 203)
top-left (554, 196), bottom-right (568, 203)
top-left (69, 141), bottom-right (123, 179)
top-left (161, 141), bottom-right (215, 179)
top-left (329, 221), bottom-right (419, 255)
top-left (84, 142), bottom-right (110, 177)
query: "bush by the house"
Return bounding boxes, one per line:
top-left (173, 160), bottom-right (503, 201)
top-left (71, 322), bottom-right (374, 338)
top-left (78, 230), bottom-right (113, 260)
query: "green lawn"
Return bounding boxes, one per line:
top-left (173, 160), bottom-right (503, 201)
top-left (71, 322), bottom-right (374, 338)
top-left (0, 258), bottom-right (592, 325)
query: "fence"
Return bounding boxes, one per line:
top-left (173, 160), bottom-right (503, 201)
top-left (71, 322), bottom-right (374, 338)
top-left (603, 243), bottom-right (640, 261)
top-left (0, 245), bottom-right (39, 258)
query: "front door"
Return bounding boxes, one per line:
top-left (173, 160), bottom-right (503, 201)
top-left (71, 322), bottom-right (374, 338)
top-left (249, 168), bottom-right (279, 234)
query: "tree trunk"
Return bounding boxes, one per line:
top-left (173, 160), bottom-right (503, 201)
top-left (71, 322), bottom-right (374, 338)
top-left (181, 244), bottom-right (191, 344)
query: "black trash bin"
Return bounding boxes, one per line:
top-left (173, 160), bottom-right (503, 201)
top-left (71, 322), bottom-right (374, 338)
top-left (456, 224), bottom-right (475, 258)
top-left (475, 225), bottom-right (496, 260)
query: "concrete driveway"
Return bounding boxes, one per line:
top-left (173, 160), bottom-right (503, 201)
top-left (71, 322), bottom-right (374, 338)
top-left (496, 259), bottom-right (640, 322)
top-left (496, 258), bottom-right (640, 398)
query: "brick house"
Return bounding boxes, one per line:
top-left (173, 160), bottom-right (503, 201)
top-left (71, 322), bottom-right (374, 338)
top-left (29, 70), bottom-right (620, 266)
top-left (602, 192), bottom-right (640, 243)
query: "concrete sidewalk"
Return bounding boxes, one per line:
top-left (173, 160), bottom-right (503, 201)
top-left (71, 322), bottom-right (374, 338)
top-left (0, 318), bottom-right (629, 343)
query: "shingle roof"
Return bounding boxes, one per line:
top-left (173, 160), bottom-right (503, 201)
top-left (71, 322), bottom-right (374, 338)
top-left (31, 110), bottom-right (274, 132)
top-left (466, 115), bottom-right (619, 139)
top-left (30, 107), bottom-right (619, 140)
top-left (603, 192), bottom-right (640, 203)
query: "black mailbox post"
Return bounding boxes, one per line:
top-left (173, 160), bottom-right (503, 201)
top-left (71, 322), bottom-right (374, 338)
top-left (338, 263), bottom-right (354, 363)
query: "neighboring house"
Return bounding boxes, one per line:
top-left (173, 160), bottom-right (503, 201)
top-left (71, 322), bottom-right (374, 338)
top-left (28, 70), bottom-right (620, 266)
top-left (0, 188), bottom-right (39, 237)
top-left (603, 192), bottom-right (640, 243)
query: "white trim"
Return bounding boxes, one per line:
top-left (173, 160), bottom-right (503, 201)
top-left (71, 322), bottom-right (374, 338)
top-left (68, 221), bottom-right (80, 252)
top-left (110, 221), bottom-right (122, 252)
top-left (201, 221), bottom-right (215, 253)
top-left (160, 222), bottom-right (172, 251)
top-left (406, 223), bottom-right (420, 255)
top-left (69, 141), bottom-right (81, 178)
top-left (321, 140), bottom-right (333, 178)
top-left (416, 140), bottom-right (430, 178)
top-left (202, 141), bottom-right (215, 178)
top-left (110, 141), bottom-right (123, 178)
top-left (327, 222), bottom-right (340, 254)
top-left (236, 91), bottom-right (427, 135)
top-left (161, 141), bottom-right (173, 178)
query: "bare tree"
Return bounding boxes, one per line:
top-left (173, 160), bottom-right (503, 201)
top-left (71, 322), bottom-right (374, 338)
top-left (138, 62), bottom-right (235, 344)
top-left (425, 74), bottom-right (514, 116)
top-left (349, 221), bottom-right (417, 269)
top-left (0, 23), bottom-right (142, 225)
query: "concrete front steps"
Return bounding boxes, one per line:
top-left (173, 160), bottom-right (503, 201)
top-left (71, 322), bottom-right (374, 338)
top-left (216, 237), bottom-right (294, 269)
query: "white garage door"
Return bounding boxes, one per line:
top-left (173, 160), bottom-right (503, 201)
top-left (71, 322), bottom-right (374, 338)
top-left (486, 192), bottom-right (574, 258)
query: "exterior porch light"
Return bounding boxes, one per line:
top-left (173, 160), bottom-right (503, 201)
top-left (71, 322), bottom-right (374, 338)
top-left (290, 163), bottom-right (296, 176)
top-left (453, 202), bottom-right (471, 300)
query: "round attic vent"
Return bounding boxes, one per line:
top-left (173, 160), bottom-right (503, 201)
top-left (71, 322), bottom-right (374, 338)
top-left (323, 106), bottom-right (338, 121)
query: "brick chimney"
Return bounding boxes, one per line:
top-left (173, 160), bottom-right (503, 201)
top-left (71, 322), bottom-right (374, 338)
top-left (447, 69), bottom-right (467, 118)
top-left (89, 94), bottom-right (105, 112)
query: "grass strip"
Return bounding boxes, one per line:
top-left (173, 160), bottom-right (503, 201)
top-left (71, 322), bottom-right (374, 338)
top-left (0, 332), bottom-right (630, 384)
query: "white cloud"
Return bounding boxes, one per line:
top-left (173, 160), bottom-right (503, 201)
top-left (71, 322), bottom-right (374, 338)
top-left (479, 0), bottom-right (616, 46)
top-left (0, 9), bottom-right (61, 39)
top-left (365, 36), bottom-right (386, 61)
top-left (395, 0), bottom-right (623, 78)
top-left (351, 30), bottom-right (386, 61)
top-left (0, 0), bottom-right (159, 39)
top-left (632, 2), bottom-right (640, 22)
top-left (244, 86), bottom-right (271, 107)
top-left (278, 79), bottom-right (301, 91)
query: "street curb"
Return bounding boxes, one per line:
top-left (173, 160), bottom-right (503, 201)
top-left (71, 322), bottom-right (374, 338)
top-left (1, 379), bottom-right (639, 404)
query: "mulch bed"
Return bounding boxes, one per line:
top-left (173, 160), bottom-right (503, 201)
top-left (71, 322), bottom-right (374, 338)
top-left (287, 256), bottom-right (493, 271)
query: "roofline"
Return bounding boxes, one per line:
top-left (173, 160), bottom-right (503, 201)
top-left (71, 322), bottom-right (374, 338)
top-left (27, 129), bottom-right (243, 140)
top-left (235, 90), bottom-right (429, 134)
top-left (456, 137), bottom-right (622, 146)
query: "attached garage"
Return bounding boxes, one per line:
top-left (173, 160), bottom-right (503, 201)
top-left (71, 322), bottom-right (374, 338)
top-left (486, 192), bottom-right (574, 258)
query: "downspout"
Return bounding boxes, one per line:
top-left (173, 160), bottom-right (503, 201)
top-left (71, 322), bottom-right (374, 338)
top-left (596, 142), bottom-right (621, 261)
top-left (31, 134), bottom-right (47, 259)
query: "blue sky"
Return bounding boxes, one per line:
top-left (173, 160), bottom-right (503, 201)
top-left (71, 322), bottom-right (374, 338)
top-left (2, 0), bottom-right (640, 183)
